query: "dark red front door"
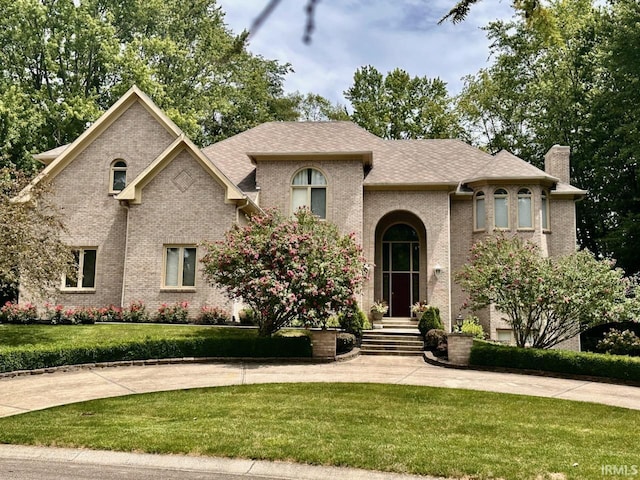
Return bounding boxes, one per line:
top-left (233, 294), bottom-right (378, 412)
top-left (391, 273), bottom-right (411, 317)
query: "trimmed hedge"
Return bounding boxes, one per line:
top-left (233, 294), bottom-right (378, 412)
top-left (470, 340), bottom-right (640, 382)
top-left (0, 335), bottom-right (312, 373)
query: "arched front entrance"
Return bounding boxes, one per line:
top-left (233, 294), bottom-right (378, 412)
top-left (382, 224), bottom-right (419, 317)
top-left (374, 211), bottom-right (427, 318)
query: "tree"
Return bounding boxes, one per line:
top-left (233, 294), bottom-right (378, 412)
top-left (0, 167), bottom-right (73, 300)
top-left (201, 209), bottom-right (367, 336)
top-left (290, 92), bottom-right (350, 122)
top-left (455, 234), bottom-right (633, 349)
top-left (344, 66), bottom-right (465, 140)
top-left (0, 0), bottom-right (297, 171)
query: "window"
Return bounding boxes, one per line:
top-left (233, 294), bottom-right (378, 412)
top-left (494, 188), bottom-right (509, 229)
top-left (474, 191), bottom-right (485, 230)
top-left (517, 188), bottom-right (533, 229)
top-left (164, 246), bottom-right (196, 288)
top-left (110, 159), bottom-right (127, 193)
top-left (541, 190), bottom-right (549, 230)
top-left (291, 168), bottom-right (327, 219)
top-left (496, 329), bottom-right (514, 344)
top-left (63, 248), bottom-right (97, 290)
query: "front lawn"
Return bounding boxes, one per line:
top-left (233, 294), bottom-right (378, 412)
top-left (0, 383), bottom-right (636, 480)
top-left (0, 324), bottom-right (311, 372)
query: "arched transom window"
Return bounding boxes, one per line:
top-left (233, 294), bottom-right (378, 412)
top-left (110, 159), bottom-right (127, 193)
top-left (291, 168), bottom-right (327, 219)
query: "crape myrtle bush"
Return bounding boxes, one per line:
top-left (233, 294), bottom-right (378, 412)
top-left (0, 335), bottom-right (312, 373)
top-left (470, 340), bottom-right (640, 382)
top-left (202, 208), bottom-right (367, 336)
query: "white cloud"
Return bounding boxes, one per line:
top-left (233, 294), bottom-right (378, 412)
top-left (218, 0), bottom-right (514, 105)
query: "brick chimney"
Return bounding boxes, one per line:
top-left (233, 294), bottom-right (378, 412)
top-left (544, 145), bottom-right (570, 184)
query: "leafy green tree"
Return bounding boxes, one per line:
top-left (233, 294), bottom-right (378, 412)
top-left (0, 0), bottom-right (296, 170)
top-left (201, 209), bottom-right (367, 336)
top-left (344, 66), bottom-right (464, 140)
top-left (456, 234), bottom-right (633, 349)
top-left (0, 167), bottom-right (73, 299)
top-left (290, 92), bottom-right (350, 121)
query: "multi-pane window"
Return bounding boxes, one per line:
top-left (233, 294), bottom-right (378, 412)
top-left (291, 168), bottom-right (327, 219)
top-left (517, 188), bottom-right (533, 228)
top-left (164, 246), bottom-right (196, 288)
top-left (494, 188), bottom-right (509, 229)
top-left (63, 248), bottom-right (97, 289)
top-left (474, 191), bottom-right (485, 230)
top-left (541, 190), bottom-right (549, 230)
top-left (110, 160), bottom-right (127, 193)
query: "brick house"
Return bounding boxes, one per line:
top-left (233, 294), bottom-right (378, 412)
top-left (24, 86), bottom-right (586, 344)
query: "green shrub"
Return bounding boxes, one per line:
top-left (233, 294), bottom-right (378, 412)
top-left (336, 332), bottom-right (356, 354)
top-left (418, 305), bottom-right (443, 337)
top-left (425, 329), bottom-right (447, 357)
top-left (460, 316), bottom-right (485, 339)
top-left (238, 308), bottom-right (256, 326)
top-left (338, 305), bottom-right (369, 337)
top-left (597, 329), bottom-right (640, 356)
top-left (122, 301), bottom-right (149, 323)
top-left (196, 305), bottom-right (230, 325)
top-left (470, 340), bottom-right (640, 382)
top-left (0, 335), bottom-right (312, 373)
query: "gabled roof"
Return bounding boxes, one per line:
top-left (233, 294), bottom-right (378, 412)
top-left (19, 86), bottom-right (183, 200)
top-left (33, 144), bottom-right (69, 165)
top-left (462, 150), bottom-right (559, 184)
top-left (116, 134), bottom-right (259, 212)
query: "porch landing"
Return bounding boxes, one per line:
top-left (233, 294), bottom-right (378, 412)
top-left (361, 317), bottom-right (423, 356)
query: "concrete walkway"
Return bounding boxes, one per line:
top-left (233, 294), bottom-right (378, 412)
top-left (1, 355), bottom-right (639, 417)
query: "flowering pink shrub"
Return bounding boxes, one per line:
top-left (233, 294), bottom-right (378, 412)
top-left (0, 301), bottom-right (38, 324)
top-left (201, 208), bottom-right (367, 336)
top-left (155, 301), bottom-right (189, 323)
top-left (122, 300), bottom-right (149, 323)
top-left (196, 305), bottom-right (230, 325)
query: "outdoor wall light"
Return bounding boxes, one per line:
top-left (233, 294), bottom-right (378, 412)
top-left (433, 264), bottom-right (443, 276)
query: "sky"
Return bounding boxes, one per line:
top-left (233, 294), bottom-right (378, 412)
top-left (217, 0), bottom-right (515, 107)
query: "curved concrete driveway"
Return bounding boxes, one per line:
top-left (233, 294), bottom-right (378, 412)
top-left (1, 355), bottom-right (639, 417)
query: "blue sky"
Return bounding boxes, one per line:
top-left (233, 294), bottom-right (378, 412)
top-left (217, 0), bottom-right (515, 106)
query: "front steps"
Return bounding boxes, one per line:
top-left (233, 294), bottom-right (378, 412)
top-left (361, 317), bottom-right (423, 356)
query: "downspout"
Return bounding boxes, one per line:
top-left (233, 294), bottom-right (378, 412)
top-left (119, 200), bottom-right (130, 309)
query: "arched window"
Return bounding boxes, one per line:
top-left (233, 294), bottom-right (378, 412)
top-left (494, 188), bottom-right (509, 229)
top-left (541, 190), bottom-right (549, 230)
top-left (110, 160), bottom-right (127, 193)
top-left (291, 168), bottom-right (327, 219)
top-left (474, 191), bottom-right (485, 230)
top-left (517, 188), bottom-right (533, 228)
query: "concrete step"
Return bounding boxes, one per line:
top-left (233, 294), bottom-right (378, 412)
top-left (361, 328), bottom-right (424, 356)
top-left (363, 330), bottom-right (421, 338)
top-left (362, 338), bottom-right (423, 348)
top-left (360, 347), bottom-right (424, 356)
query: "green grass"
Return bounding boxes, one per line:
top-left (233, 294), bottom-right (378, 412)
top-left (0, 383), bottom-right (636, 480)
top-left (0, 324), bottom-right (257, 350)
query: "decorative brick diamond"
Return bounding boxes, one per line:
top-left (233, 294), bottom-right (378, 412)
top-left (173, 169), bottom-right (194, 193)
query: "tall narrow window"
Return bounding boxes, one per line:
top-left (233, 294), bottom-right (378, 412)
top-left (110, 160), bottom-right (127, 193)
top-left (164, 246), bottom-right (196, 288)
top-left (63, 248), bottom-right (97, 290)
top-left (474, 191), bottom-right (485, 230)
top-left (517, 188), bottom-right (533, 228)
top-left (541, 190), bottom-right (549, 230)
top-left (494, 188), bottom-right (509, 229)
top-left (291, 168), bottom-right (327, 219)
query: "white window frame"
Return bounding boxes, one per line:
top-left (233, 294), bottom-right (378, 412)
top-left (494, 188), bottom-right (510, 229)
top-left (291, 168), bottom-right (327, 219)
top-left (474, 191), bottom-right (486, 231)
top-left (163, 245), bottom-right (197, 289)
top-left (62, 247), bottom-right (97, 291)
top-left (541, 190), bottom-right (550, 231)
top-left (110, 159), bottom-right (127, 194)
top-left (517, 188), bottom-right (533, 230)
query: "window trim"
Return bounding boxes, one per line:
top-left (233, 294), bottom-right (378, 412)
top-left (290, 167), bottom-right (328, 219)
top-left (109, 159), bottom-right (127, 194)
top-left (493, 188), bottom-right (510, 230)
top-left (517, 188), bottom-right (534, 230)
top-left (61, 247), bottom-right (97, 292)
top-left (162, 245), bottom-right (197, 290)
top-left (541, 190), bottom-right (550, 232)
top-left (473, 191), bottom-right (486, 232)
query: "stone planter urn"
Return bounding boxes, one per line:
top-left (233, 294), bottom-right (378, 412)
top-left (446, 332), bottom-right (474, 365)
